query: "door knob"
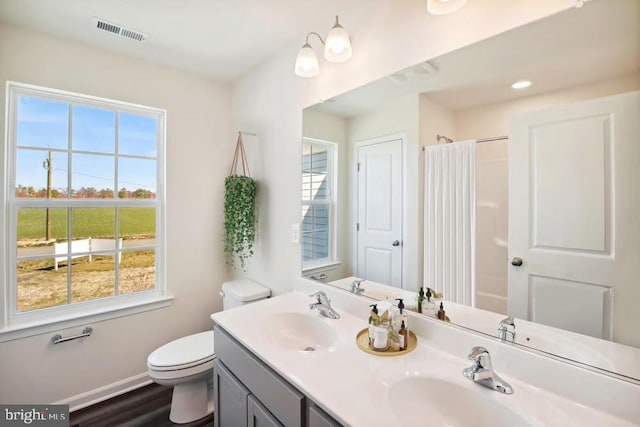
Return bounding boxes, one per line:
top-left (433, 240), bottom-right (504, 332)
top-left (511, 257), bottom-right (523, 267)
top-left (392, 240), bottom-right (401, 247)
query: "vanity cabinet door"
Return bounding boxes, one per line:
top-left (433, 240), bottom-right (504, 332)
top-left (214, 359), bottom-right (250, 427)
top-left (215, 326), bottom-right (305, 426)
top-left (307, 403), bottom-right (342, 427)
top-left (248, 395), bottom-right (284, 427)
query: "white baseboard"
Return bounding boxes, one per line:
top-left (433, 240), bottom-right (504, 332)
top-left (54, 372), bottom-right (152, 412)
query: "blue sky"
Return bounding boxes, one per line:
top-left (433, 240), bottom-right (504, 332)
top-left (16, 96), bottom-right (157, 192)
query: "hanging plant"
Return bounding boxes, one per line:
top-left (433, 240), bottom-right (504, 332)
top-left (224, 133), bottom-right (257, 270)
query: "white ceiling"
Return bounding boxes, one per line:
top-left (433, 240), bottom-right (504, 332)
top-left (315, 0), bottom-right (640, 115)
top-left (0, 0), bottom-right (387, 80)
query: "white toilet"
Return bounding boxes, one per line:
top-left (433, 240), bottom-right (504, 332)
top-left (147, 279), bottom-right (270, 424)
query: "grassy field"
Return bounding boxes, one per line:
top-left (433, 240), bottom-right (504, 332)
top-left (17, 250), bottom-right (155, 312)
top-left (16, 208), bottom-right (156, 311)
top-left (17, 207), bottom-right (155, 241)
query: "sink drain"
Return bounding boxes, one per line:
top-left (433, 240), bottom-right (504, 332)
top-left (302, 346), bottom-right (316, 352)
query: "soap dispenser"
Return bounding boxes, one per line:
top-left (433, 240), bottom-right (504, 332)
top-left (424, 287), bottom-right (437, 317)
top-left (368, 304), bottom-right (379, 344)
top-left (395, 298), bottom-right (408, 333)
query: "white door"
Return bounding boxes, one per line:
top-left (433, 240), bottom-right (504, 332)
top-left (509, 91), bottom-right (640, 346)
top-left (356, 137), bottom-right (403, 288)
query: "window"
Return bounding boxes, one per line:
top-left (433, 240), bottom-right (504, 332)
top-left (1, 82), bottom-right (167, 335)
top-left (301, 138), bottom-right (337, 269)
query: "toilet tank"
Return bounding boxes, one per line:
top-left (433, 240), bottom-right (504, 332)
top-left (221, 279), bottom-right (271, 310)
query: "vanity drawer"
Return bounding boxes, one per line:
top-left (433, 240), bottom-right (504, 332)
top-left (215, 325), bottom-right (305, 427)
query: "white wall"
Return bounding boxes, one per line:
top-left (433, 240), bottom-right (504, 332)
top-left (0, 24), bottom-right (232, 405)
top-left (232, 1), bottom-right (576, 294)
top-left (301, 108), bottom-right (350, 281)
top-left (347, 94), bottom-right (420, 290)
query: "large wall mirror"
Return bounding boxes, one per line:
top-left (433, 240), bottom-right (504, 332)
top-left (301, 1), bottom-right (640, 381)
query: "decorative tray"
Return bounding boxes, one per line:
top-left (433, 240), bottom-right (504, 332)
top-left (355, 328), bottom-right (417, 357)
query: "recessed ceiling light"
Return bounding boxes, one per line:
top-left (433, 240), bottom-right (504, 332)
top-left (511, 80), bottom-right (532, 89)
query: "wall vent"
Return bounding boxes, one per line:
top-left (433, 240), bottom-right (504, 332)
top-left (94, 18), bottom-right (147, 42)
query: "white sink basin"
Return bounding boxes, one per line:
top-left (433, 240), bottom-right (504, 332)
top-left (263, 312), bottom-right (338, 352)
top-left (388, 377), bottom-right (529, 427)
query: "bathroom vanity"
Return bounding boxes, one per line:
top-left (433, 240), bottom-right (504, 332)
top-left (211, 288), bottom-right (640, 427)
top-left (213, 326), bottom-right (340, 427)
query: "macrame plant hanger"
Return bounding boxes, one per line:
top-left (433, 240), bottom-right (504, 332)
top-left (229, 132), bottom-right (251, 178)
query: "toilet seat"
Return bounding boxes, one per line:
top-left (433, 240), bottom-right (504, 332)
top-left (148, 331), bottom-right (214, 372)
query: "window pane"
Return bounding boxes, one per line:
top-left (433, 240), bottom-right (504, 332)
top-left (16, 149), bottom-right (68, 198)
top-left (18, 259), bottom-right (68, 312)
top-left (17, 208), bottom-right (68, 244)
top-left (301, 204), bottom-right (330, 262)
top-left (16, 96), bottom-right (69, 150)
top-left (119, 112), bottom-right (157, 157)
top-left (72, 105), bottom-right (115, 153)
top-left (71, 153), bottom-right (114, 198)
top-left (120, 208), bottom-right (155, 249)
top-left (71, 256), bottom-right (116, 303)
top-left (72, 208), bottom-right (115, 240)
top-left (119, 249), bottom-right (155, 295)
top-left (118, 158), bottom-right (156, 198)
top-left (301, 145), bottom-right (329, 201)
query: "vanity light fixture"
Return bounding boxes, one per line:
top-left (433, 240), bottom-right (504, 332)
top-left (511, 80), bottom-right (532, 89)
top-left (427, 0), bottom-right (468, 15)
top-left (295, 15), bottom-right (352, 77)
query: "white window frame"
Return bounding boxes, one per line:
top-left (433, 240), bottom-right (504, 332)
top-left (0, 82), bottom-right (171, 342)
top-left (301, 137), bottom-right (339, 272)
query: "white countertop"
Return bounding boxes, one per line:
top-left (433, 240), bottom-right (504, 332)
top-left (211, 291), bottom-right (638, 426)
top-left (328, 276), bottom-right (640, 381)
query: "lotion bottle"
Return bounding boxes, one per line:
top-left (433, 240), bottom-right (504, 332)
top-left (437, 302), bottom-right (446, 321)
top-left (399, 320), bottom-right (408, 350)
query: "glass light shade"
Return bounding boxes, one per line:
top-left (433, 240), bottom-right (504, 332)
top-left (511, 80), bottom-right (532, 89)
top-left (426, 0), bottom-right (468, 15)
top-left (324, 25), bottom-right (352, 63)
top-left (295, 44), bottom-right (320, 77)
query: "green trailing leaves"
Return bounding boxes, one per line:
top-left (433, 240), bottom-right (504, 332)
top-left (224, 175), bottom-right (256, 270)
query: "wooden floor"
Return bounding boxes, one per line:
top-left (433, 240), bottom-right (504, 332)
top-left (70, 383), bottom-right (213, 427)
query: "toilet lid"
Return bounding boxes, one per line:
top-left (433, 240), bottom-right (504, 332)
top-left (148, 331), bottom-right (214, 369)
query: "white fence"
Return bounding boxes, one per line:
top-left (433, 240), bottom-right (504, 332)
top-left (54, 238), bottom-right (123, 270)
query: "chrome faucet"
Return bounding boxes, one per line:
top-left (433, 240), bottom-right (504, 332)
top-left (497, 316), bottom-right (516, 342)
top-left (351, 279), bottom-right (365, 294)
top-left (309, 291), bottom-right (340, 319)
top-left (463, 346), bottom-right (513, 394)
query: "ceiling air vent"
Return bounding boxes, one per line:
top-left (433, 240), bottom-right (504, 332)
top-left (94, 18), bottom-right (147, 42)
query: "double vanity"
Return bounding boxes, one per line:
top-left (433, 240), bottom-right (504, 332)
top-left (211, 281), bottom-right (640, 426)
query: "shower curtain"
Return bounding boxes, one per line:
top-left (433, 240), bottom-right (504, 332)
top-left (424, 140), bottom-right (476, 306)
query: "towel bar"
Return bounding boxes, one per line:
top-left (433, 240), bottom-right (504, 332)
top-left (51, 326), bottom-right (93, 344)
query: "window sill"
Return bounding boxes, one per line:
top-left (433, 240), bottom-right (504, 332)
top-left (302, 261), bottom-right (342, 275)
top-left (0, 294), bottom-right (174, 343)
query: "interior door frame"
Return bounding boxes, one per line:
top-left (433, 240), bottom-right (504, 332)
top-left (352, 133), bottom-right (407, 288)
